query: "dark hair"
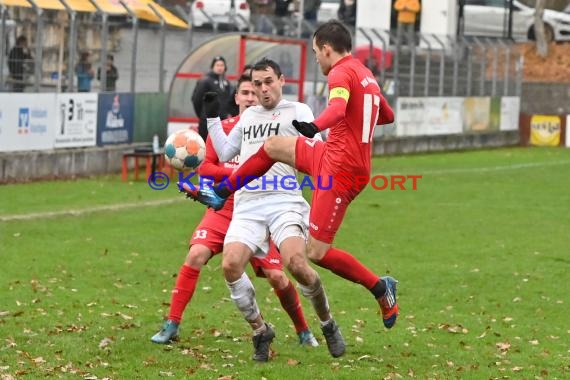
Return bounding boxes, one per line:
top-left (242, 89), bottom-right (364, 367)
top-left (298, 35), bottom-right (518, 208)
top-left (251, 57), bottom-right (282, 78)
top-left (236, 74), bottom-right (252, 90)
top-left (313, 20), bottom-right (352, 53)
top-left (107, 54), bottom-right (114, 61)
top-left (211, 55), bottom-right (227, 71)
top-left (16, 35), bottom-right (27, 45)
top-left (242, 63), bottom-right (253, 76)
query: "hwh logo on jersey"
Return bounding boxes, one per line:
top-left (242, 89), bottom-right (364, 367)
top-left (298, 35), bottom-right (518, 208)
top-left (242, 123), bottom-right (280, 141)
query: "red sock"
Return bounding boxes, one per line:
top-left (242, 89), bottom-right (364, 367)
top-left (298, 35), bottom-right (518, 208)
top-left (317, 247), bottom-right (379, 290)
top-left (274, 280), bottom-right (308, 334)
top-left (225, 144), bottom-right (275, 191)
top-left (168, 265), bottom-right (200, 323)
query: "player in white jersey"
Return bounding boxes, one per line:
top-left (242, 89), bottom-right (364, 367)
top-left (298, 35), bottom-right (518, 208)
top-left (180, 58), bottom-right (345, 361)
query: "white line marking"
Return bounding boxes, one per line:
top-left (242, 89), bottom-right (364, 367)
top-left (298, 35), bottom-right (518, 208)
top-left (2, 161), bottom-right (569, 222)
top-left (0, 198), bottom-right (184, 222)
top-left (375, 160), bottom-right (570, 176)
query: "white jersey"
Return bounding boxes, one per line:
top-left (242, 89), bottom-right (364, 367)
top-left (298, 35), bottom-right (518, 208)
top-left (207, 99), bottom-right (319, 204)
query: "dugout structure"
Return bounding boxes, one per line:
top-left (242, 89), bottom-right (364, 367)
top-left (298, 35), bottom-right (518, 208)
top-left (168, 33), bottom-right (307, 134)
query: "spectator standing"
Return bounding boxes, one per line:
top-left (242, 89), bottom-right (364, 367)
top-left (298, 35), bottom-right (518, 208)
top-left (274, 0), bottom-right (293, 35)
top-left (248, 0), bottom-right (276, 33)
top-left (8, 35), bottom-right (32, 92)
top-left (97, 54), bottom-right (119, 92)
top-left (337, 0), bottom-right (357, 27)
top-left (75, 51), bottom-right (95, 92)
top-left (394, 0), bottom-right (421, 52)
top-left (191, 56), bottom-right (233, 141)
top-left (302, 0), bottom-right (321, 24)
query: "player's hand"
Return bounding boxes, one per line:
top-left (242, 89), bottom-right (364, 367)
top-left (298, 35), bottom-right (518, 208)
top-left (203, 92), bottom-right (220, 118)
top-left (292, 120), bottom-right (318, 138)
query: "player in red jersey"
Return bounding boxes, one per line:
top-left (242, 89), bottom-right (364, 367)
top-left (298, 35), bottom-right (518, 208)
top-left (184, 20), bottom-right (399, 329)
top-left (151, 75), bottom-right (318, 346)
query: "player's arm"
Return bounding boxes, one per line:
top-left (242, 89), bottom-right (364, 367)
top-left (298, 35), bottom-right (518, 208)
top-left (292, 75), bottom-right (349, 138)
top-left (377, 94), bottom-right (395, 125)
top-left (197, 135), bottom-right (233, 181)
top-left (207, 117), bottom-right (241, 162)
top-left (295, 103), bottom-right (322, 141)
top-left (311, 88), bottom-right (349, 132)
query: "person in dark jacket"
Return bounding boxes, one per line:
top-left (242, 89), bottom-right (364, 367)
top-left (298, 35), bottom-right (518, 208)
top-left (8, 35), bottom-right (32, 92)
top-left (191, 56), bottom-right (233, 141)
top-left (338, 0), bottom-right (357, 27)
top-left (97, 54), bottom-right (119, 92)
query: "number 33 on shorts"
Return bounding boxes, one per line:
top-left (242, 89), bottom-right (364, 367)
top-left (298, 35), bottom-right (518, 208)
top-left (193, 229), bottom-right (207, 239)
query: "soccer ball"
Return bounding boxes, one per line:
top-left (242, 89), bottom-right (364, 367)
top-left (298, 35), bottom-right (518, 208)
top-left (163, 129), bottom-right (206, 171)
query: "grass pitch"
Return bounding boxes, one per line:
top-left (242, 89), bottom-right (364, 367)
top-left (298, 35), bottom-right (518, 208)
top-left (1, 147), bottom-right (569, 379)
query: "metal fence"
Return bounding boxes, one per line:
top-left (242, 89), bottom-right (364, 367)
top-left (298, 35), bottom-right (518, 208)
top-left (1, 4), bottom-right (523, 98)
top-left (355, 28), bottom-right (524, 99)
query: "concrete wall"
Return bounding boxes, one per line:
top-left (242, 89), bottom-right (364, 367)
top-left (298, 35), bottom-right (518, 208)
top-left (1, 131), bottom-right (520, 183)
top-left (521, 83), bottom-right (570, 115)
top-left (0, 144), bottom-right (147, 184)
top-left (373, 131), bottom-right (520, 156)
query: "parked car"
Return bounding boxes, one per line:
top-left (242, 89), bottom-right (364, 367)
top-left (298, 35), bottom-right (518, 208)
top-left (464, 0), bottom-right (570, 42)
top-left (191, 0), bottom-right (251, 31)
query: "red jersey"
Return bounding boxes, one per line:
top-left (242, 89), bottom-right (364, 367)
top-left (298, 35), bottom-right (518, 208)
top-left (197, 116), bottom-right (240, 219)
top-left (313, 55), bottom-right (387, 176)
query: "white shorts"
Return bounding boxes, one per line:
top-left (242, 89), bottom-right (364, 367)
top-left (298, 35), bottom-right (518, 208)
top-left (225, 193), bottom-right (310, 257)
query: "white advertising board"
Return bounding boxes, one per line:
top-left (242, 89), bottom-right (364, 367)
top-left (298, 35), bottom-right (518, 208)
top-left (500, 97), bottom-right (521, 131)
top-left (396, 97), bottom-right (464, 136)
top-left (54, 93), bottom-right (98, 148)
top-left (0, 94), bottom-right (57, 152)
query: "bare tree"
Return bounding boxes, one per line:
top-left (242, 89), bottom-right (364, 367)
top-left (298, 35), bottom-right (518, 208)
top-left (534, 0), bottom-right (548, 57)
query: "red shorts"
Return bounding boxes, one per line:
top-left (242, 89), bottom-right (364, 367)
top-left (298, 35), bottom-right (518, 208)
top-left (190, 210), bottom-right (283, 277)
top-left (189, 209), bottom-right (230, 254)
top-left (295, 137), bottom-right (364, 244)
top-left (249, 241), bottom-right (283, 277)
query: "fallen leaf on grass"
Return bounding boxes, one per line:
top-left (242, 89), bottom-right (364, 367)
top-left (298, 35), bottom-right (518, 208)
top-left (159, 371), bottom-right (174, 377)
top-left (98, 337), bottom-right (113, 349)
top-left (438, 324), bottom-right (469, 334)
top-left (496, 342), bottom-right (511, 351)
top-left (32, 357), bottom-right (45, 364)
top-left (287, 359), bottom-right (299, 366)
top-left (218, 376), bottom-right (233, 380)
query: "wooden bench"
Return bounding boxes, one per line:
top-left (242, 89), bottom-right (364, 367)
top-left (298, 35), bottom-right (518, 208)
top-left (121, 149), bottom-right (165, 182)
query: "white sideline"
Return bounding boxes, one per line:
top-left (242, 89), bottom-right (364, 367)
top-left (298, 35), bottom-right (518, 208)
top-left (0, 198), bottom-right (183, 222)
top-left (2, 160), bottom-right (569, 222)
top-left (376, 160), bottom-right (570, 176)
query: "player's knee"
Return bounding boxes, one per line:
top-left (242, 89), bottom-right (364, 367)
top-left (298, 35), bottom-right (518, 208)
top-left (222, 254), bottom-right (242, 281)
top-left (306, 246), bottom-right (324, 262)
top-left (186, 245), bottom-right (211, 267)
top-left (287, 253), bottom-right (313, 284)
top-left (263, 269), bottom-right (288, 289)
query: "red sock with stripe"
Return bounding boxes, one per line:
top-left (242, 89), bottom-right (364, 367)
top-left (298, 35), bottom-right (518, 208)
top-left (316, 247), bottom-right (379, 290)
top-left (168, 265), bottom-right (200, 323)
top-left (274, 280), bottom-right (308, 333)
